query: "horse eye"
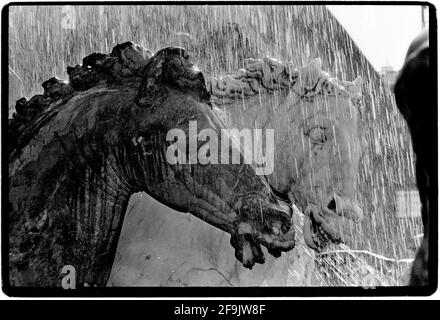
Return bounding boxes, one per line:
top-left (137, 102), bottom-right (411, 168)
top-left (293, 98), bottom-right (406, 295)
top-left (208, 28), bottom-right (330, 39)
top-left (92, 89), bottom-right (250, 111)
top-left (306, 127), bottom-right (327, 144)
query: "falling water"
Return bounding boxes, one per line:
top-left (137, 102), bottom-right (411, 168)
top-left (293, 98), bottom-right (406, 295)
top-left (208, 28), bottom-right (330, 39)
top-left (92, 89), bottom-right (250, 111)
top-left (8, 5), bottom-right (422, 286)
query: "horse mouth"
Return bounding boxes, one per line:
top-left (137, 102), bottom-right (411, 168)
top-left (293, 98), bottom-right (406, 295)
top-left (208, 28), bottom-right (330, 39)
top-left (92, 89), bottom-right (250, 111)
top-left (231, 202), bottom-right (296, 269)
top-left (303, 204), bottom-right (360, 251)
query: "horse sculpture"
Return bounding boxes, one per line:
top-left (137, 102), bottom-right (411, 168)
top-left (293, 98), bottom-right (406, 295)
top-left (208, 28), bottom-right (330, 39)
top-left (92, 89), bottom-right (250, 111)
top-left (107, 52), bottom-right (365, 287)
top-left (207, 56), bottom-right (364, 251)
top-left (8, 43), bottom-right (297, 287)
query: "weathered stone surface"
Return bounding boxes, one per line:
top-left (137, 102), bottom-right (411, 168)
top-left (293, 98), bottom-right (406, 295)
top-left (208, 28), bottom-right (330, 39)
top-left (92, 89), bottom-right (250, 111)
top-left (108, 193), bottom-right (316, 287)
top-left (8, 44), bottom-right (297, 287)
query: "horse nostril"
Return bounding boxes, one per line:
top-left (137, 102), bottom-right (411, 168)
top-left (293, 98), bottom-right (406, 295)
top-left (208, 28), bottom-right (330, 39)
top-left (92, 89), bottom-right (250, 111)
top-left (327, 198), bottom-right (337, 212)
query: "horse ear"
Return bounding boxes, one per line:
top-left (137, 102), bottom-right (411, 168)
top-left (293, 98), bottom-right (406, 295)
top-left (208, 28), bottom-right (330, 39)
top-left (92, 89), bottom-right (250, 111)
top-left (299, 58), bottom-right (322, 86)
top-left (135, 47), bottom-right (210, 108)
top-left (346, 76), bottom-right (363, 97)
top-left (352, 76), bottom-right (363, 94)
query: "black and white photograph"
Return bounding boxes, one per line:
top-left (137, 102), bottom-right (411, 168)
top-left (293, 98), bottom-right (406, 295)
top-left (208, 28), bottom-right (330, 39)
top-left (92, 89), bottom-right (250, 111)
top-left (1, 1), bottom-right (437, 302)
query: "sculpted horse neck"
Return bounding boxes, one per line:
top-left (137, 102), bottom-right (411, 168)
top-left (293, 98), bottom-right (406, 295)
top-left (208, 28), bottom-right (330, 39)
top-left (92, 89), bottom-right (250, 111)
top-left (8, 43), bottom-right (295, 287)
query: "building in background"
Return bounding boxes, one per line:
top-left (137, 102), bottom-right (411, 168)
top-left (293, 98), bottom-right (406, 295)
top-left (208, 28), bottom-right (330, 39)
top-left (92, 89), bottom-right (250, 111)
top-left (422, 5), bottom-right (429, 29)
top-left (395, 190), bottom-right (422, 219)
top-left (379, 65), bottom-right (397, 86)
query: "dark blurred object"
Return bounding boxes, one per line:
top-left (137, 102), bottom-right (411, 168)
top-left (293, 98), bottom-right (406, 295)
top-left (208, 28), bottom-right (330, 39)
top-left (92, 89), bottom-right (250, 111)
top-left (393, 29), bottom-right (434, 286)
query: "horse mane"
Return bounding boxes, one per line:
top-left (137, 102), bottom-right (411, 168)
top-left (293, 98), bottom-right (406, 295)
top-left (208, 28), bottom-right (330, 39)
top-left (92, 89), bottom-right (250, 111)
top-left (8, 42), bottom-right (211, 160)
top-left (206, 56), bottom-right (363, 109)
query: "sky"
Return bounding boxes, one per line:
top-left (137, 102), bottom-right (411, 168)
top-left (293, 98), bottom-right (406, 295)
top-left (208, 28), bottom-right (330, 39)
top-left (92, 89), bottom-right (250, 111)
top-left (327, 5), bottom-right (424, 71)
